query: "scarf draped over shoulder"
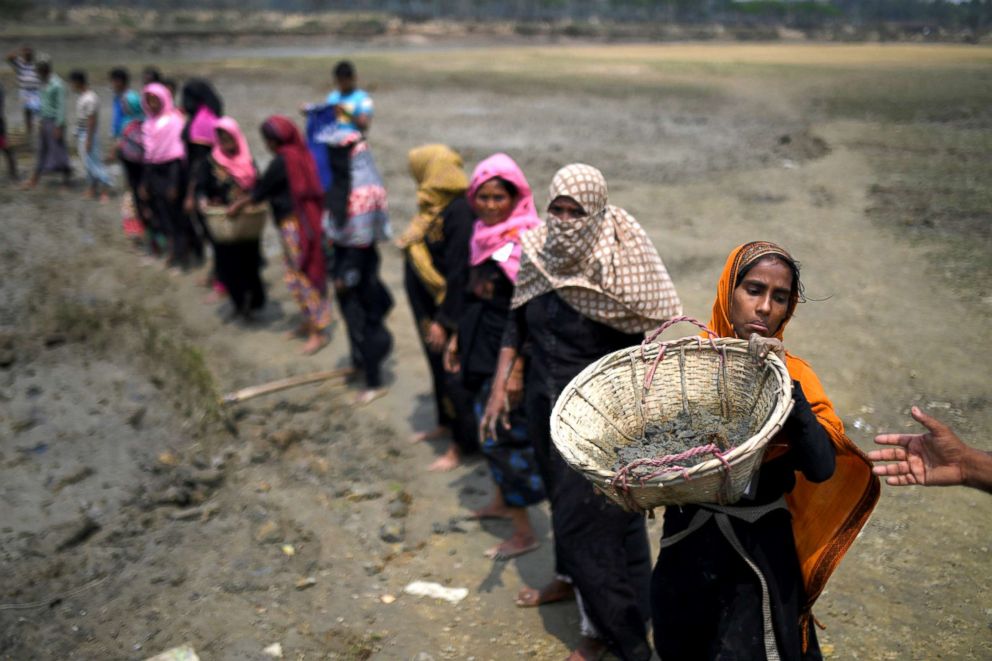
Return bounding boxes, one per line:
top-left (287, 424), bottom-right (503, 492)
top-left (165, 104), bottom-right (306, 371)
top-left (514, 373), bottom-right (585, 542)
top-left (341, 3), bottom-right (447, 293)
top-left (512, 163), bottom-right (682, 334)
top-left (261, 115), bottom-right (326, 295)
top-left (466, 153), bottom-right (542, 284)
top-left (709, 241), bottom-right (880, 643)
top-left (402, 144), bottom-right (469, 302)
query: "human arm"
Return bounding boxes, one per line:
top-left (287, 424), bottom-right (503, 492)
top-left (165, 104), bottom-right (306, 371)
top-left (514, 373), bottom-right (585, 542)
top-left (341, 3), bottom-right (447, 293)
top-left (870, 406), bottom-right (992, 493)
top-left (480, 306), bottom-right (528, 437)
top-left (443, 334), bottom-right (460, 374)
top-left (85, 112), bottom-right (97, 152)
top-left (781, 381), bottom-right (836, 483)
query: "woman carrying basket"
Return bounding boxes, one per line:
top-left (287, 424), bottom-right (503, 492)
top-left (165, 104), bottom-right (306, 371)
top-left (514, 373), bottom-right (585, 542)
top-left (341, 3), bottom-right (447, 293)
top-left (650, 241), bottom-right (880, 660)
top-left (197, 117), bottom-right (266, 319)
top-left (482, 163), bottom-right (681, 661)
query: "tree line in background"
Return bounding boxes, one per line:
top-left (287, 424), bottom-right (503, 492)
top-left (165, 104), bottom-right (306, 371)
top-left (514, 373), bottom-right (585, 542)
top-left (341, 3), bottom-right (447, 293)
top-left (5, 0), bottom-right (991, 31)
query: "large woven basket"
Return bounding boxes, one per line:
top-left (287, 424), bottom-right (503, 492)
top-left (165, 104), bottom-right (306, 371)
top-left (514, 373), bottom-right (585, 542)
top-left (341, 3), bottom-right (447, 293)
top-left (204, 204), bottom-right (269, 243)
top-left (550, 317), bottom-right (793, 510)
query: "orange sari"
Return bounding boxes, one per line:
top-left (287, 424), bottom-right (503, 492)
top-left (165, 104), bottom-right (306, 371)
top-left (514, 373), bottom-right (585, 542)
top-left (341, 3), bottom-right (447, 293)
top-left (710, 242), bottom-right (880, 646)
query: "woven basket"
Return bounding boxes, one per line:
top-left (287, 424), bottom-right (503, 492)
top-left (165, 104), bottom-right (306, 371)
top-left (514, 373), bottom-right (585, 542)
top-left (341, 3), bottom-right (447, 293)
top-left (204, 204), bottom-right (269, 243)
top-left (550, 317), bottom-right (794, 510)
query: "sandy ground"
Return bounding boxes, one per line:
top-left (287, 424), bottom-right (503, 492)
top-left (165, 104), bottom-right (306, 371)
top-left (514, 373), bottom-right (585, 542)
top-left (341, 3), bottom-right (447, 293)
top-left (1, 43), bottom-right (990, 660)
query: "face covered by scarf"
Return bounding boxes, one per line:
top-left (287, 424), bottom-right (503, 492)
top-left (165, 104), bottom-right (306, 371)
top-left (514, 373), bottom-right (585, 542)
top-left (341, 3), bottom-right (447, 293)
top-left (466, 153), bottom-right (542, 283)
top-left (710, 241), bottom-right (880, 642)
top-left (211, 116), bottom-right (256, 191)
top-left (141, 83), bottom-right (185, 164)
top-left (512, 163), bottom-right (682, 334)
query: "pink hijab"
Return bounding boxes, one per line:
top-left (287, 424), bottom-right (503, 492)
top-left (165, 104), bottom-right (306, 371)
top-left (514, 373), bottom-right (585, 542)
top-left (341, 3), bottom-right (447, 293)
top-left (211, 116), bottom-right (256, 190)
top-left (188, 105), bottom-right (219, 145)
top-left (467, 153), bottom-right (541, 283)
top-left (141, 83), bottom-right (186, 164)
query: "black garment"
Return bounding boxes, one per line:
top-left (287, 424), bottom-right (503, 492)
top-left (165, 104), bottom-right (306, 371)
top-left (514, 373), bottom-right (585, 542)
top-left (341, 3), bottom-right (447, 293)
top-left (120, 156), bottom-right (148, 232)
top-left (184, 140), bottom-right (212, 262)
top-left (457, 261), bottom-right (515, 392)
top-left (505, 291), bottom-right (652, 661)
top-left (454, 261), bottom-right (545, 507)
top-left (144, 158), bottom-right (197, 269)
top-left (404, 261), bottom-right (478, 454)
top-left (180, 79), bottom-right (223, 119)
top-left (326, 144), bottom-right (352, 229)
top-left (403, 195), bottom-right (478, 454)
top-left (651, 383), bottom-right (835, 661)
top-left (251, 154), bottom-right (294, 224)
top-left (333, 244), bottom-right (393, 388)
top-left (195, 157), bottom-right (266, 315)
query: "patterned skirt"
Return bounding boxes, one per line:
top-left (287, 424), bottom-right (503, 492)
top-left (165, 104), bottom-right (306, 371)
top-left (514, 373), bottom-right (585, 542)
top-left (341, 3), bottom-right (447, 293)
top-left (474, 379), bottom-right (546, 507)
top-left (279, 215), bottom-right (331, 331)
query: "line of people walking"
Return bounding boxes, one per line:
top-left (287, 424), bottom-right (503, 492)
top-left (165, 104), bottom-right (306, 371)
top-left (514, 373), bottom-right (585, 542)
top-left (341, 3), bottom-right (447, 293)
top-left (10, 49), bottom-right (965, 661)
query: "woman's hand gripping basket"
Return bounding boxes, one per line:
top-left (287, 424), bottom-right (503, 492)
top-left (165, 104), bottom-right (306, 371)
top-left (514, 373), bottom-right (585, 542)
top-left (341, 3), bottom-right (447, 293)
top-left (204, 204), bottom-right (269, 243)
top-left (550, 317), bottom-right (794, 511)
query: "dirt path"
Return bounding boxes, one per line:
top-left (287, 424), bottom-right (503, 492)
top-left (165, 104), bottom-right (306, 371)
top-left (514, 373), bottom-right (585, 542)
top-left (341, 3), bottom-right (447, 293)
top-left (1, 44), bottom-right (989, 660)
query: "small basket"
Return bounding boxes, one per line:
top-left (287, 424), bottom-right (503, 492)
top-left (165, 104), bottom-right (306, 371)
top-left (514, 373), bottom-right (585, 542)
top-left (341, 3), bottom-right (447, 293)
top-left (550, 317), bottom-right (794, 510)
top-left (204, 204), bottom-right (269, 243)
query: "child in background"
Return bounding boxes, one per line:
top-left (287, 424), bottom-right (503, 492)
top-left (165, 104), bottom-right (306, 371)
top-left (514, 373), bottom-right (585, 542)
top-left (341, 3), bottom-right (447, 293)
top-left (0, 81), bottom-right (19, 180)
top-left (69, 70), bottom-right (112, 202)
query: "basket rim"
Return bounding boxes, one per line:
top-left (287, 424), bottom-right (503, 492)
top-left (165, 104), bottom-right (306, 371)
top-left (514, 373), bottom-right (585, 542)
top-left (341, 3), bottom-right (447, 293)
top-left (550, 336), bottom-right (794, 488)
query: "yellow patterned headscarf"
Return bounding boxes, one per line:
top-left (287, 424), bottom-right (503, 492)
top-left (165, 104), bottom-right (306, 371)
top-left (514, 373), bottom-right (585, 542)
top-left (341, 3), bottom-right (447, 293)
top-left (400, 145), bottom-right (469, 302)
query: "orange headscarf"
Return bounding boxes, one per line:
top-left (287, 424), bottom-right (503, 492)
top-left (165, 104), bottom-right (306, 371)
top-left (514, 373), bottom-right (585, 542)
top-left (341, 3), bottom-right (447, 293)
top-left (710, 241), bottom-right (880, 645)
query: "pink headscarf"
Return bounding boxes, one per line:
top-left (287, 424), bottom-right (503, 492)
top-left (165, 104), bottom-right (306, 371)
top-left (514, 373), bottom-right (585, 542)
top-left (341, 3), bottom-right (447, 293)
top-left (188, 105), bottom-right (219, 145)
top-left (141, 83), bottom-right (186, 164)
top-left (211, 116), bottom-right (256, 191)
top-left (467, 153), bottom-right (542, 283)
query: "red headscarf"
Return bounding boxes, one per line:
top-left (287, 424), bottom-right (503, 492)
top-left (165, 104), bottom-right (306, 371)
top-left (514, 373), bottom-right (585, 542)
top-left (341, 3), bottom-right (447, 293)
top-left (262, 115), bottom-right (326, 294)
top-left (710, 241), bottom-right (880, 649)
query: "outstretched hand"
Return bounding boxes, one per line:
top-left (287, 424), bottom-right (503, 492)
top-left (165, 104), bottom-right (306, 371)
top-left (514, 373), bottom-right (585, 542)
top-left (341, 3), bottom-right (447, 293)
top-left (869, 406), bottom-right (969, 487)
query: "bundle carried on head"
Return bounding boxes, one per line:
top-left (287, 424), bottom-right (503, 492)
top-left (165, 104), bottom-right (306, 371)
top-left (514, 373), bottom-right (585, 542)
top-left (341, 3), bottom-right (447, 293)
top-left (551, 317), bottom-right (794, 511)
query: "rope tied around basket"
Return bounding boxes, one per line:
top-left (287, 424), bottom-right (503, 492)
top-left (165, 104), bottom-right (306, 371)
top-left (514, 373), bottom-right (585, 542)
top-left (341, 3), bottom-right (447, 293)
top-left (611, 443), bottom-right (733, 511)
top-left (640, 316), bottom-right (731, 417)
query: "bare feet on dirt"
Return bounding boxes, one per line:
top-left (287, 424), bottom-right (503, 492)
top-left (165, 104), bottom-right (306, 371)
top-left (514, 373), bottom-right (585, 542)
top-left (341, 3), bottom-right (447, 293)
top-left (515, 578), bottom-right (575, 608)
top-left (567, 637), bottom-right (606, 661)
top-left (469, 500), bottom-right (512, 520)
top-left (300, 333), bottom-right (328, 355)
top-left (428, 443), bottom-right (461, 472)
top-left (352, 387), bottom-right (387, 406)
top-left (483, 533), bottom-right (539, 560)
top-left (409, 425), bottom-right (450, 444)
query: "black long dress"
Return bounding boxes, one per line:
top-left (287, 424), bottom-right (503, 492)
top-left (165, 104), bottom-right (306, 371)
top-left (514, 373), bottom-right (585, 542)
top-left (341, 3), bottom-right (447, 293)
top-left (651, 382), bottom-right (835, 661)
top-left (456, 261), bottom-right (544, 507)
top-left (502, 291), bottom-right (652, 661)
top-left (143, 158), bottom-right (196, 269)
top-left (403, 195), bottom-right (478, 455)
top-left (195, 157), bottom-right (266, 316)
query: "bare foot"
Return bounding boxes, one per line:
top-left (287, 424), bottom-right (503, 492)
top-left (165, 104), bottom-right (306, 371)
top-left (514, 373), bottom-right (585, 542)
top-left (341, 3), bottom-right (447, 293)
top-left (409, 425), bottom-right (450, 444)
top-left (566, 637), bottom-right (606, 661)
top-left (515, 579), bottom-right (574, 608)
top-left (484, 533), bottom-right (539, 560)
top-left (20, 179), bottom-right (37, 191)
top-left (300, 333), bottom-right (328, 356)
top-left (99, 192), bottom-right (110, 204)
top-left (82, 189), bottom-right (94, 200)
top-left (469, 502), bottom-right (512, 521)
top-left (428, 444), bottom-right (460, 472)
top-left (352, 388), bottom-right (387, 406)
top-left (285, 324), bottom-right (309, 340)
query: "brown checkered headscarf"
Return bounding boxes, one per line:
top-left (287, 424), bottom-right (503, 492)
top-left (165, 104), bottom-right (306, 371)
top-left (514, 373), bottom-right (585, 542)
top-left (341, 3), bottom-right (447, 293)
top-left (512, 163), bottom-right (682, 334)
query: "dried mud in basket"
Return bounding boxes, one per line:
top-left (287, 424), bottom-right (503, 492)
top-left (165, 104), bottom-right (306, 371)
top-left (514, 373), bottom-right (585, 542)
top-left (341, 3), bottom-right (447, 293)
top-left (550, 317), bottom-right (794, 510)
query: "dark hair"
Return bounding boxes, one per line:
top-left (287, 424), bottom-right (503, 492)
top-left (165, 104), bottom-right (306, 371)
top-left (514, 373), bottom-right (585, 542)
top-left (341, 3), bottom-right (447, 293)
top-left (162, 78), bottom-right (178, 95)
top-left (143, 66), bottom-right (162, 83)
top-left (69, 70), bottom-right (87, 85)
top-left (181, 78), bottom-right (224, 117)
top-left (736, 253), bottom-right (805, 305)
top-left (334, 60), bottom-right (356, 79)
top-left (109, 67), bottom-right (129, 84)
top-left (482, 176), bottom-right (518, 199)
